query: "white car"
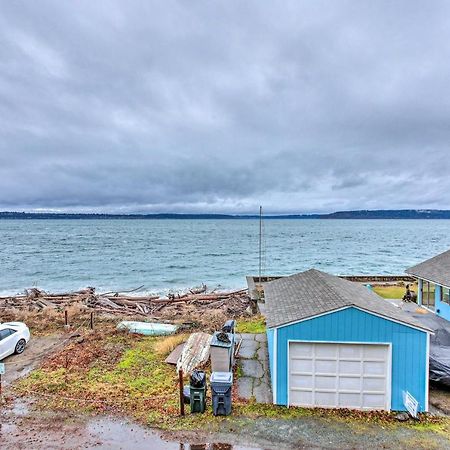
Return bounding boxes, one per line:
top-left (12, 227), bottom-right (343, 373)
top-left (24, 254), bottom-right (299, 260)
top-left (0, 322), bottom-right (30, 360)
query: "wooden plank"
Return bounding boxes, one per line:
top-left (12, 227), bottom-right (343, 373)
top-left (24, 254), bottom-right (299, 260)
top-left (165, 343), bottom-right (186, 365)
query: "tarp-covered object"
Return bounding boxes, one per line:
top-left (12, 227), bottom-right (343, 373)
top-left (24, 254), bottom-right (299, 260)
top-left (387, 301), bottom-right (450, 387)
top-left (117, 321), bottom-right (178, 336)
top-left (429, 326), bottom-right (450, 387)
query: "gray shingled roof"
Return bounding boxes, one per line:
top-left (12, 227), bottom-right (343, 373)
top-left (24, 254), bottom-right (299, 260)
top-left (264, 269), bottom-right (430, 331)
top-left (406, 249), bottom-right (450, 288)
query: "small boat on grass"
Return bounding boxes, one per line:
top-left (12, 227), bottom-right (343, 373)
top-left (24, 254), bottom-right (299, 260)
top-left (117, 321), bottom-right (178, 336)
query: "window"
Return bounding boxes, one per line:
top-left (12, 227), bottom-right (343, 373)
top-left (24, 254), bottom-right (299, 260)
top-left (0, 329), bottom-right (15, 341)
top-left (422, 281), bottom-right (436, 309)
top-left (442, 287), bottom-right (450, 304)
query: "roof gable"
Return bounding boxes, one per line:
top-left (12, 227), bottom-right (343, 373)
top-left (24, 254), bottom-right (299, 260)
top-left (406, 248), bottom-right (450, 288)
top-left (264, 269), bottom-right (429, 331)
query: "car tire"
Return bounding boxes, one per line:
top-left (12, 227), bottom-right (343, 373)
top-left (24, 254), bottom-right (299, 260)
top-left (15, 339), bottom-right (26, 354)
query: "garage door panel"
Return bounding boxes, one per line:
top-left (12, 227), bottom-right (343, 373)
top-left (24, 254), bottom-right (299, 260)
top-left (291, 358), bottom-right (313, 373)
top-left (315, 343), bottom-right (337, 358)
top-left (315, 359), bottom-right (337, 373)
top-left (338, 392), bottom-right (360, 407)
top-left (339, 344), bottom-right (362, 358)
top-left (290, 389), bottom-right (313, 406)
top-left (316, 375), bottom-right (336, 390)
top-left (290, 343), bottom-right (313, 357)
top-left (363, 345), bottom-right (387, 358)
top-left (315, 391), bottom-right (336, 407)
top-left (339, 376), bottom-right (361, 390)
top-left (363, 361), bottom-right (385, 375)
top-left (339, 360), bottom-right (361, 374)
top-left (291, 374), bottom-right (313, 389)
top-left (362, 377), bottom-right (385, 391)
top-left (362, 393), bottom-right (386, 409)
top-left (289, 342), bottom-right (390, 411)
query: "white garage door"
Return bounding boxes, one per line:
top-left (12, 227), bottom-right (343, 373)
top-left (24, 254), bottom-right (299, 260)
top-left (288, 342), bottom-right (391, 410)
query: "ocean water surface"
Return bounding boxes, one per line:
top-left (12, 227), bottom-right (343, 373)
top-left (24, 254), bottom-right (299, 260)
top-left (0, 219), bottom-right (449, 295)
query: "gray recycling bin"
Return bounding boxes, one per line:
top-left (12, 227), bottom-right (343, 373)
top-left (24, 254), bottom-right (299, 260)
top-left (210, 332), bottom-right (234, 372)
top-left (210, 371), bottom-right (233, 416)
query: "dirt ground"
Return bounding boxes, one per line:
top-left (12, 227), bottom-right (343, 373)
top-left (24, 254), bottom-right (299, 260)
top-left (0, 398), bottom-right (268, 449)
top-left (430, 385), bottom-right (450, 415)
top-left (2, 334), bottom-right (66, 387)
top-left (2, 334), bottom-right (450, 449)
top-left (2, 397), bottom-right (450, 450)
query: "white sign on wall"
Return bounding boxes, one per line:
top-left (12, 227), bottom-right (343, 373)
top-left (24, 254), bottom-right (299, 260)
top-left (403, 391), bottom-right (419, 418)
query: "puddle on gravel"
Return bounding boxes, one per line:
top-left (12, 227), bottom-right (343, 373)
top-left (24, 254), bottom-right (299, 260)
top-left (87, 418), bottom-right (262, 450)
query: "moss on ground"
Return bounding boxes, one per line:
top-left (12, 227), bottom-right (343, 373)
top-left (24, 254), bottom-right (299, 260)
top-left (236, 316), bottom-right (266, 333)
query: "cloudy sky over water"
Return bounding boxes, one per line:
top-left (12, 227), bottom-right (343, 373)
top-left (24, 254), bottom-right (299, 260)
top-left (1, 1), bottom-right (449, 214)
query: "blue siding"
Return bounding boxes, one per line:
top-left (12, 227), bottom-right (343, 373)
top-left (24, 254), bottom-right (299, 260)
top-left (269, 307), bottom-right (428, 412)
top-left (434, 284), bottom-right (450, 321)
top-left (266, 328), bottom-right (275, 385)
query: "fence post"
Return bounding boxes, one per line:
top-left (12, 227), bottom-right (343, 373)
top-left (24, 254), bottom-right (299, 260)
top-left (64, 310), bottom-right (69, 329)
top-left (90, 311), bottom-right (94, 330)
top-left (179, 369), bottom-right (185, 416)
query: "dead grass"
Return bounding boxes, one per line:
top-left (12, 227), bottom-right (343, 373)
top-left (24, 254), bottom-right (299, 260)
top-left (1, 307), bottom-right (68, 335)
top-left (153, 333), bottom-right (189, 357)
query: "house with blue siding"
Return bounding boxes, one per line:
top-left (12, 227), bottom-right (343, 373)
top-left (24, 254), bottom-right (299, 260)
top-left (406, 249), bottom-right (450, 322)
top-left (264, 269), bottom-right (431, 412)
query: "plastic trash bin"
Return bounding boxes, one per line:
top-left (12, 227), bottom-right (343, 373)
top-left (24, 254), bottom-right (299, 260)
top-left (183, 385), bottom-right (191, 404)
top-left (190, 370), bottom-right (207, 413)
top-left (211, 332), bottom-right (234, 372)
top-left (210, 371), bottom-right (233, 416)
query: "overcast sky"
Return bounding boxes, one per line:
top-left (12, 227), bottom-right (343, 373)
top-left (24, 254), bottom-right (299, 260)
top-left (1, 1), bottom-right (449, 214)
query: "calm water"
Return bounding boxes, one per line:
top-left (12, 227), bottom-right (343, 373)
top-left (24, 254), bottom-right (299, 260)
top-left (0, 219), bottom-right (449, 296)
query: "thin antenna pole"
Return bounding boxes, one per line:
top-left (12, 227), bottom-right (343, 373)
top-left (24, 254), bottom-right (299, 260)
top-left (259, 205), bottom-right (262, 284)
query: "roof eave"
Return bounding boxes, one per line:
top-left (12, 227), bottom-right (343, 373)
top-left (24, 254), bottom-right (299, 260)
top-left (266, 304), bottom-right (432, 334)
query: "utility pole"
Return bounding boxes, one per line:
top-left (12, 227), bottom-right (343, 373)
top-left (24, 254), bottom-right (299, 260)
top-left (259, 205), bottom-right (262, 285)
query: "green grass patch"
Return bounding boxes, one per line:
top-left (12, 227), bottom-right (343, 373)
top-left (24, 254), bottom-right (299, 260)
top-left (236, 316), bottom-right (266, 333)
top-left (372, 284), bottom-right (417, 299)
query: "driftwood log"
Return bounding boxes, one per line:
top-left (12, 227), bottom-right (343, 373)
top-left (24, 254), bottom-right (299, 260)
top-left (0, 286), bottom-right (251, 320)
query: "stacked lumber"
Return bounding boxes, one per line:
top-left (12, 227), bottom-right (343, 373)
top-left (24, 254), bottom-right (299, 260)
top-left (0, 286), bottom-right (251, 320)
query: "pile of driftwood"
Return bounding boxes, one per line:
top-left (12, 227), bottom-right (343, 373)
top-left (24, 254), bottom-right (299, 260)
top-left (0, 286), bottom-right (252, 319)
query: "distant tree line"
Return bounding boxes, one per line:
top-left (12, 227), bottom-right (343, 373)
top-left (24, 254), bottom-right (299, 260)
top-left (2, 210), bottom-right (450, 219)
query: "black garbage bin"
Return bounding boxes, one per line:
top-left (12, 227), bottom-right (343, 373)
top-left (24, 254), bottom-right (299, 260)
top-left (210, 371), bottom-right (233, 416)
top-left (190, 370), bottom-right (207, 413)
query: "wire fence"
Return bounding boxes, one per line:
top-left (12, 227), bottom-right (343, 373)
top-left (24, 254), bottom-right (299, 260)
top-left (2, 314), bottom-right (94, 368)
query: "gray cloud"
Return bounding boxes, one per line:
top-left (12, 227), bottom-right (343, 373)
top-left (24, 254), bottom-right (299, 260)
top-left (1, 0), bottom-right (450, 214)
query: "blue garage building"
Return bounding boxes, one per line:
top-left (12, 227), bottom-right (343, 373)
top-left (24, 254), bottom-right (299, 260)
top-left (265, 269), bottom-right (431, 412)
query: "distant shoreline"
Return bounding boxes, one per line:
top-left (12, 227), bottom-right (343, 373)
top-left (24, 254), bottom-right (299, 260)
top-left (2, 209), bottom-right (450, 220)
